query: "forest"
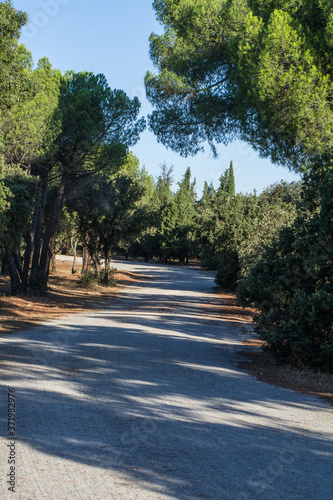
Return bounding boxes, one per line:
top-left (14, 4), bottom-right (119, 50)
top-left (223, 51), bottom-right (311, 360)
top-left (0, 0), bottom-right (332, 372)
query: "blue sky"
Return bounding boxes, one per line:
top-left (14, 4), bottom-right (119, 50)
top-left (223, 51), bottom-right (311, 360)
top-left (12, 0), bottom-right (300, 195)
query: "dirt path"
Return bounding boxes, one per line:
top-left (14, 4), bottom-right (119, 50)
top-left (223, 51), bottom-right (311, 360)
top-left (0, 261), bottom-right (332, 499)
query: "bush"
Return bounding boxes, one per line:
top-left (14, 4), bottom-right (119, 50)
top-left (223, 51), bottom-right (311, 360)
top-left (80, 267), bottom-right (117, 287)
top-left (200, 252), bottom-right (220, 270)
top-left (237, 164), bottom-right (333, 372)
top-left (215, 251), bottom-right (239, 289)
top-left (80, 271), bottom-right (97, 285)
top-left (99, 267), bottom-right (117, 286)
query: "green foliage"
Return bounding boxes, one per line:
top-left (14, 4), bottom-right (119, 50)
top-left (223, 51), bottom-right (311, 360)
top-left (238, 181), bottom-right (301, 278)
top-left (196, 164), bottom-right (257, 287)
top-left (0, 1), bottom-right (33, 115)
top-left (58, 71), bottom-right (146, 168)
top-left (195, 181), bottom-right (216, 267)
top-left (213, 193), bottom-right (260, 289)
top-left (27, 69), bottom-right (145, 294)
top-left (3, 57), bottom-right (62, 166)
top-left (68, 153), bottom-right (150, 270)
top-left (80, 267), bottom-right (117, 287)
top-left (172, 167), bottom-right (197, 262)
top-left (195, 173), bottom-right (302, 290)
top-left (0, 162), bottom-right (12, 236)
top-left (0, 164), bottom-right (38, 249)
top-left (237, 161), bottom-right (333, 372)
top-left (228, 161), bottom-right (235, 197)
top-left (0, 5), bottom-right (147, 295)
top-left (153, 165), bottom-right (197, 263)
top-left (147, 0), bottom-right (333, 170)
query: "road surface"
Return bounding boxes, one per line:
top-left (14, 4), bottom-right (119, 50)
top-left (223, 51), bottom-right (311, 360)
top-left (0, 261), bottom-right (332, 499)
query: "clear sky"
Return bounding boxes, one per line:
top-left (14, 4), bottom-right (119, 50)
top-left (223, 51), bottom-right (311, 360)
top-left (12, 0), bottom-right (301, 196)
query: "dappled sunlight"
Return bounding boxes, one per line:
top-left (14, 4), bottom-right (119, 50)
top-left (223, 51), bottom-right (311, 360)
top-left (170, 361), bottom-right (243, 377)
top-left (0, 261), bottom-right (332, 499)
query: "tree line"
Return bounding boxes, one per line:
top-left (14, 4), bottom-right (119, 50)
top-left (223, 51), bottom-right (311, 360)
top-left (144, 0), bottom-right (333, 372)
top-left (1, 0), bottom-right (332, 372)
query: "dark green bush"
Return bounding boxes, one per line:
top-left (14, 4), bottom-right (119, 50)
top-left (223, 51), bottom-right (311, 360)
top-left (237, 163), bottom-right (333, 372)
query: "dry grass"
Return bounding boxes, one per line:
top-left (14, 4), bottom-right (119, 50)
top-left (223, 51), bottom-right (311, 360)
top-left (0, 260), bottom-right (145, 334)
top-left (205, 287), bottom-right (255, 324)
top-left (238, 340), bottom-right (333, 407)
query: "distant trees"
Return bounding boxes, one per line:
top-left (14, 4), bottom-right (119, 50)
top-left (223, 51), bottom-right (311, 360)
top-left (67, 153), bottom-right (153, 283)
top-left (238, 181), bottom-right (301, 280)
top-left (156, 166), bottom-right (196, 264)
top-left (132, 164), bottom-right (197, 264)
top-left (129, 162), bottom-right (301, 295)
top-left (196, 162), bottom-right (259, 288)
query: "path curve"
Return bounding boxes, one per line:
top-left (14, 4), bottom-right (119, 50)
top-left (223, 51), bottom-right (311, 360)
top-left (0, 261), bottom-right (332, 499)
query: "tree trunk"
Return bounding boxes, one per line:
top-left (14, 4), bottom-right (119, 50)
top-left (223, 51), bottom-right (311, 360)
top-left (31, 169), bottom-right (49, 272)
top-left (5, 248), bottom-right (23, 295)
top-left (12, 251), bottom-right (24, 282)
top-left (81, 246), bottom-right (88, 274)
top-left (1, 254), bottom-right (9, 275)
top-left (103, 241), bottom-right (112, 284)
top-left (71, 236), bottom-right (78, 274)
top-left (32, 171), bottom-right (67, 293)
top-left (22, 228), bottom-right (34, 294)
top-left (81, 236), bottom-right (91, 274)
top-left (93, 251), bottom-right (101, 279)
top-left (50, 254), bottom-right (57, 272)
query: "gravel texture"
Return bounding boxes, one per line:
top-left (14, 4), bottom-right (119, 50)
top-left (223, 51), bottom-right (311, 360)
top-left (0, 261), bottom-right (332, 499)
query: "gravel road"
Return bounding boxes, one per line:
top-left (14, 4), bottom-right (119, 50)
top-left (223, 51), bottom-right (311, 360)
top-left (0, 261), bottom-right (332, 500)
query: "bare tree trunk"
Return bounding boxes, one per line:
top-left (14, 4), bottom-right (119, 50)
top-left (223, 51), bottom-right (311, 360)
top-left (30, 171), bottom-right (67, 294)
top-left (31, 169), bottom-right (49, 272)
top-left (22, 228), bottom-right (34, 294)
top-left (5, 248), bottom-right (23, 295)
top-left (81, 246), bottom-right (88, 274)
top-left (12, 250), bottom-right (23, 282)
top-left (50, 254), bottom-right (57, 272)
top-left (93, 251), bottom-right (101, 280)
top-left (71, 236), bottom-right (78, 273)
top-left (103, 241), bottom-right (112, 284)
top-left (40, 173), bottom-right (67, 273)
top-left (81, 238), bottom-right (91, 274)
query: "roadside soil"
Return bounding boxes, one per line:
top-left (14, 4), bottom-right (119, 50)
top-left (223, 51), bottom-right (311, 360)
top-left (0, 262), bottom-right (332, 406)
top-left (0, 259), bottom-right (145, 333)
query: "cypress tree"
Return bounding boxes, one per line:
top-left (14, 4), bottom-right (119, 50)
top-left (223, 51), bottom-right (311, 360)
top-left (228, 161), bottom-right (235, 196)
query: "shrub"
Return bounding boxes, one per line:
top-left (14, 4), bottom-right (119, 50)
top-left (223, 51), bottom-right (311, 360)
top-left (237, 164), bottom-right (333, 372)
top-left (80, 267), bottom-right (117, 287)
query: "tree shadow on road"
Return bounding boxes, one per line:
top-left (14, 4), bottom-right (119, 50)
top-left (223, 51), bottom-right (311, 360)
top-left (0, 263), bottom-right (332, 499)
